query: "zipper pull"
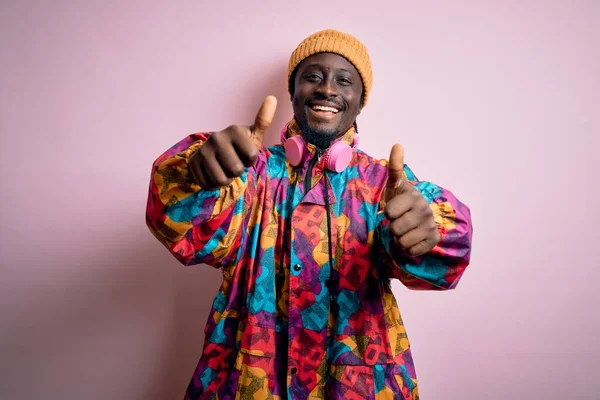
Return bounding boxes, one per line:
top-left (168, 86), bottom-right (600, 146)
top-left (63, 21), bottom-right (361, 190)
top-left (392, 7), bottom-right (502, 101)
top-left (317, 149), bottom-right (323, 161)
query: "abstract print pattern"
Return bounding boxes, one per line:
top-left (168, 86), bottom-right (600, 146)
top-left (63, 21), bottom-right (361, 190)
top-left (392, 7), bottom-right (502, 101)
top-left (146, 124), bottom-right (472, 399)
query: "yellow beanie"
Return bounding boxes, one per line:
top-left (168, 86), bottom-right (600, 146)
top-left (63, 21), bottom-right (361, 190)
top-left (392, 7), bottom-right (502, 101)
top-left (288, 29), bottom-right (373, 106)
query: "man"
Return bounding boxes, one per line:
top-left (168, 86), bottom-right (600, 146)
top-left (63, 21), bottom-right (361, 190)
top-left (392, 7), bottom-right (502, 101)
top-left (146, 29), bottom-right (473, 400)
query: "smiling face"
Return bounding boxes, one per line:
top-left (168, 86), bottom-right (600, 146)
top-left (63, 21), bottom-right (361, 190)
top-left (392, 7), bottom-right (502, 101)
top-left (291, 53), bottom-right (364, 149)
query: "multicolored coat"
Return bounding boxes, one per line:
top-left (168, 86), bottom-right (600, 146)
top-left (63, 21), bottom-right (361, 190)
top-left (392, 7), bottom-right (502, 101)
top-left (146, 124), bottom-right (473, 399)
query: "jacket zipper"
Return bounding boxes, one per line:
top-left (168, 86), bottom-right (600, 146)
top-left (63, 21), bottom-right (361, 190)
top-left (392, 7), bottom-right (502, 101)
top-left (304, 149), bottom-right (322, 194)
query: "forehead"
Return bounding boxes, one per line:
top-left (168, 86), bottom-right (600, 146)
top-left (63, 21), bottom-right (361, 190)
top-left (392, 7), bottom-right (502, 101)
top-left (296, 53), bottom-right (359, 75)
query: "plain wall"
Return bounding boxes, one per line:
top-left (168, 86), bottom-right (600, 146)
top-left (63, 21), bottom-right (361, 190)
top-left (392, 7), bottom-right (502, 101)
top-left (1, 1), bottom-right (598, 399)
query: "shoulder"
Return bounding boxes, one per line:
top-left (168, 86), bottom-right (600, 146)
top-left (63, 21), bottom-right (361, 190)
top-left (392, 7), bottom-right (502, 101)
top-left (353, 148), bottom-right (387, 172)
top-left (352, 149), bottom-right (419, 182)
top-left (343, 149), bottom-right (388, 188)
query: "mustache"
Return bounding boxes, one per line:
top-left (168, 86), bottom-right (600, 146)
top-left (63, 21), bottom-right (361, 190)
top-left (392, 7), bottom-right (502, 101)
top-left (304, 98), bottom-right (345, 110)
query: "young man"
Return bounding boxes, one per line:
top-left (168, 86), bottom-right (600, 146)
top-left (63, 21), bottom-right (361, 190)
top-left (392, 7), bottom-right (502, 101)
top-left (146, 29), bottom-right (473, 400)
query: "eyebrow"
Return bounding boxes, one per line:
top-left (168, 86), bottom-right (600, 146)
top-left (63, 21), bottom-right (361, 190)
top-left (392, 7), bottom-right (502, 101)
top-left (303, 64), bottom-right (355, 74)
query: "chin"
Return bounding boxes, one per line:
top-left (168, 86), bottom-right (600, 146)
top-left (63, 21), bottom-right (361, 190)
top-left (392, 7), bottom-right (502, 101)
top-left (307, 122), bottom-right (337, 135)
top-left (300, 125), bottom-right (338, 150)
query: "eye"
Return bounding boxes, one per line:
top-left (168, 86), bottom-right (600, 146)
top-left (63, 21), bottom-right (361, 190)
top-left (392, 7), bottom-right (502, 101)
top-left (337, 74), bottom-right (354, 86)
top-left (304, 73), bottom-right (321, 82)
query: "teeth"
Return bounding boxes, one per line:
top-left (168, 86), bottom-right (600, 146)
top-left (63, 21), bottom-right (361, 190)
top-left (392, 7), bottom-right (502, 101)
top-left (312, 105), bottom-right (339, 113)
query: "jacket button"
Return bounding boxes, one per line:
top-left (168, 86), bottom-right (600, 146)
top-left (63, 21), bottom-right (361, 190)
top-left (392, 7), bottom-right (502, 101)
top-left (293, 264), bottom-right (302, 272)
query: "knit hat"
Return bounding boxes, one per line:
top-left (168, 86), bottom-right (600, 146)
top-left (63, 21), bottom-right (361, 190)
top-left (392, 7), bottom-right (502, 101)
top-left (288, 29), bottom-right (373, 106)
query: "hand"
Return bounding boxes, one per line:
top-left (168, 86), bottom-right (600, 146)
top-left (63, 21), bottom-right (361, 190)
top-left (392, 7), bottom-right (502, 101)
top-left (384, 144), bottom-right (441, 257)
top-left (189, 95), bottom-right (277, 189)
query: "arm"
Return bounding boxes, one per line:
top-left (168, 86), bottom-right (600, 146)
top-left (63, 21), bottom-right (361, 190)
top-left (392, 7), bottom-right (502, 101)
top-left (377, 168), bottom-right (472, 290)
top-left (374, 146), bottom-right (473, 289)
top-left (146, 132), bottom-right (263, 268)
top-left (146, 96), bottom-right (277, 268)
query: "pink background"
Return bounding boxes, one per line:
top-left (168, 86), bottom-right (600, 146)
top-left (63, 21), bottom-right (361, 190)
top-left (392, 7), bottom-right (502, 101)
top-left (1, 1), bottom-right (598, 399)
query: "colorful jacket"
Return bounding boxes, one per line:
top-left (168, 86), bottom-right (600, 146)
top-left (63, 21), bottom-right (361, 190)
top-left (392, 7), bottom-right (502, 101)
top-left (146, 124), bottom-right (473, 400)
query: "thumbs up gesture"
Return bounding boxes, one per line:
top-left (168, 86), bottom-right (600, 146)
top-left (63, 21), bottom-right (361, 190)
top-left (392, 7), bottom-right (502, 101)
top-left (190, 96), bottom-right (277, 189)
top-left (384, 144), bottom-right (441, 257)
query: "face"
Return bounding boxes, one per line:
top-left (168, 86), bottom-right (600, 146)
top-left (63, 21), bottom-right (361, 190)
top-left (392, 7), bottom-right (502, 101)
top-left (291, 53), bottom-right (363, 149)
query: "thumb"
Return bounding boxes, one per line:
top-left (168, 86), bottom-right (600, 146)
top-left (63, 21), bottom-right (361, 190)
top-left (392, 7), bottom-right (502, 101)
top-left (385, 144), bottom-right (405, 203)
top-left (250, 95), bottom-right (277, 147)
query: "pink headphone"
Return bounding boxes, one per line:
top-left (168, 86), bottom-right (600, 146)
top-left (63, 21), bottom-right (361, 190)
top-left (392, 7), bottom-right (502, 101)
top-left (281, 125), bottom-right (358, 173)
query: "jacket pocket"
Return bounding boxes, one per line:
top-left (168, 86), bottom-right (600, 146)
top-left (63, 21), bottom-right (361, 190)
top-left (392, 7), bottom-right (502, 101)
top-left (326, 349), bottom-right (418, 400)
top-left (234, 323), bottom-right (279, 398)
top-left (238, 323), bottom-right (277, 358)
top-left (330, 328), bottom-right (396, 366)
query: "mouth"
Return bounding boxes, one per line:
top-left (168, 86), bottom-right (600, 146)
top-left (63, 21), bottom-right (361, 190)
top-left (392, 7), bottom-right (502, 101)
top-left (307, 103), bottom-right (342, 121)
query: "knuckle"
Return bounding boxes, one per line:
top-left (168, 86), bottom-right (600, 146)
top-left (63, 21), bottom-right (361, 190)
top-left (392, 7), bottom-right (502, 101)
top-left (226, 162), bottom-right (245, 177)
top-left (225, 124), bottom-right (238, 133)
top-left (233, 163), bottom-right (245, 176)
top-left (386, 207), bottom-right (395, 218)
top-left (245, 148), bottom-right (259, 165)
top-left (216, 128), bottom-right (236, 142)
top-left (398, 235), bottom-right (410, 249)
top-left (408, 246), bottom-right (422, 257)
top-left (383, 203), bottom-right (395, 219)
top-left (420, 203), bottom-right (432, 215)
top-left (209, 132), bottom-right (223, 149)
top-left (215, 129), bottom-right (227, 138)
top-left (390, 222), bottom-right (402, 236)
top-left (412, 242), bottom-right (428, 256)
top-left (216, 177), bottom-right (231, 187)
top-left (231, 125), bottom-right (248, 137)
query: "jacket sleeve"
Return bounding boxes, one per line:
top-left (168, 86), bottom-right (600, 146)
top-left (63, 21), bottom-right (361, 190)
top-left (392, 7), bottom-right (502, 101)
top-left (145, 132), bottom-right (265, 268)
top-left (375, 164), bottom-right (473, 290)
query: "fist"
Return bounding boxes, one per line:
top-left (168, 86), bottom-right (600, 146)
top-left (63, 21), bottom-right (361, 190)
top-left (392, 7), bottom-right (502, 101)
top-left (384, 144), bottom-right (441, 257)
top-left (189, 96), bottom-right (277, 190)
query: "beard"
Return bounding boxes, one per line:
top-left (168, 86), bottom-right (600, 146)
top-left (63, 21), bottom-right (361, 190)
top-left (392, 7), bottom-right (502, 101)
top-left (297, 120), bottom-right (338, 150)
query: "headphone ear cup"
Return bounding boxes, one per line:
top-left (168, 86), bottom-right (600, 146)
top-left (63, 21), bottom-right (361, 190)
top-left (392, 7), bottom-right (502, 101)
top-left (324, 141), bottom-right (353, 172)
top-left (284, 136), bottom-right (307, 167)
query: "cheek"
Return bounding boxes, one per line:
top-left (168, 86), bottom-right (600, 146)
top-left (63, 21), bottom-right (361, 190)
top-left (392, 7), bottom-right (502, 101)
top-left (343, 90), bottom-right (362, 112)
top-left (343, 98), bottom-right (362, 121)
top-left (292, 89), bottom-right (307, 107)
top-left (291, 94), bottom-right (303, 112)
top-left (351, 93), bottom-right (362, 111)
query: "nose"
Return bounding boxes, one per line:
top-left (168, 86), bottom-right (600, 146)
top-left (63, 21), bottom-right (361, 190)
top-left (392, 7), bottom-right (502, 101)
top-left (315, 76), bottom-right (337, 98)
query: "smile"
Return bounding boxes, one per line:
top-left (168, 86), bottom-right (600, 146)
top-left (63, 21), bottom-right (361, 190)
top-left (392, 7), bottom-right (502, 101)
top-left (310, 105), bottom-right (340, 113)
